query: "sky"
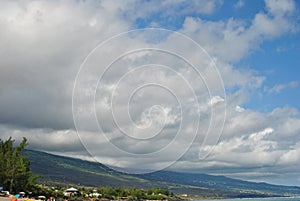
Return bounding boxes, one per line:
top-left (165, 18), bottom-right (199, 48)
top-left (0, 0), bottom-right (300, 186)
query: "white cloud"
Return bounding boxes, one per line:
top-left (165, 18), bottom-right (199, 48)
top-left (235, 105), bottom-right (245, 112)
top-left (180, 0), bottom-right (297, 63)
top-left (209, 96), bottom-right (225, 105)
top-left (0, 0), bottom-right (299, 182)
top-left (265, 0), bottom-right (296, 17)
top-left (279, 144), bottom-right (300, 165)
top-left (177, 105), bottom-right (300, 181)
top-left (234, 0), bottom-right (245, 9)
top-left (265, 81), bottom-right (298, 94)
top-left (200, 127), bottom-right (278, 164)
top-left (0, 0), bottom-right (130, 130)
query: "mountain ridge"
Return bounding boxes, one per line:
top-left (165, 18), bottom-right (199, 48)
top-left (23, 149), bottom-right (300, 198)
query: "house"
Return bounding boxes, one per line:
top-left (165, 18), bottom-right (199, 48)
top-left (63, 187), bottom-right (81, 196)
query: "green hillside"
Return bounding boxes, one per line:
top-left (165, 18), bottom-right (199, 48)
top-left (23, 149), bottom-right (227, 197)
top-left (141, 171), bottom-right (300, 196)
top-left (23, 149), bottom-right (152, 188)
top-left (23, 149), bottom-right (300, 198)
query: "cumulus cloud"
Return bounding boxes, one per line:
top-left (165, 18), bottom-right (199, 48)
top-left (235, 105), bottom-right (245, 112)
top-left (0, 0), bottom-right (130, 130)
top-left (180, 0), bottom-right (297, 64)
top-left (172, 105), bottom-right (300, 183)
top-left (209, 96), bottom-right (225, 105)
top-left (0, 0), bottom-right (299, 182)
top-left (265, 0), bottom-right (296, 17)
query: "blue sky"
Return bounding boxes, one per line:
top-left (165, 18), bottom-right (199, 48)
top-left (132, 0), bottom-right (300, 113)
top-left (243, 34), bottom-right (300, 112)
top-left (0, 0), bottom-right (300, 186)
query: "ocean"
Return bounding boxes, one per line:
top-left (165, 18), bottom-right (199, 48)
top-left (196, 197), bottom-right (300, 201)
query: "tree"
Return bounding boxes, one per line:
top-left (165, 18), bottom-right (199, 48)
top-left (0, 137), bottom-right (38, 193)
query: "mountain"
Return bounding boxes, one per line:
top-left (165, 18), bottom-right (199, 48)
top-left (141, 171), bottom-right (300, 196)
top-left (23, 149), bottom-right (300, 198)
top-left (23, 149), bottom-right (151, 188)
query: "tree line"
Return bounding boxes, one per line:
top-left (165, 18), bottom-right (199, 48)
top-left (93, 187), bottom-right (173, 200)
top-left (0, 137), bottom-right (39, 194)
top-left (28, 186), bottom-right (175, 200)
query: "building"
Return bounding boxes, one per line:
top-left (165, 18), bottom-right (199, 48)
top-left (63, 187), bottom-right (81, 196)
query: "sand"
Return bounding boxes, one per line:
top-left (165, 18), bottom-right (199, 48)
top-left (0, 197), bottom-right (28, 201)
top-left (0, 197), bottom-right (10, 201)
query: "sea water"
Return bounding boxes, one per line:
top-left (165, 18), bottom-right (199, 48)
top-left (196, 197), bottom-right (300, 201)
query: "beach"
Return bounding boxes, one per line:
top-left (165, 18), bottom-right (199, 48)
top-left (0, 198), bottom-right (10, 201)
top-left (0, 197), bottom-right (29, 201)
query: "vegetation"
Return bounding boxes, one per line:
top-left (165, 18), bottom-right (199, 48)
top-left (0, 137), bottom-right (39, 193)
top-left (0, 138), bottom-right (175, 200)
top-left (14, 185), bottom-right (176, 200)
top-left (23, 149), bottom-right (300, 198)
top-left (94, 187), bottom-right (173, 200)
top-left (2, 140), bottom-right (300, 199)
top-left (22, 149), bottom-right (156, 188)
